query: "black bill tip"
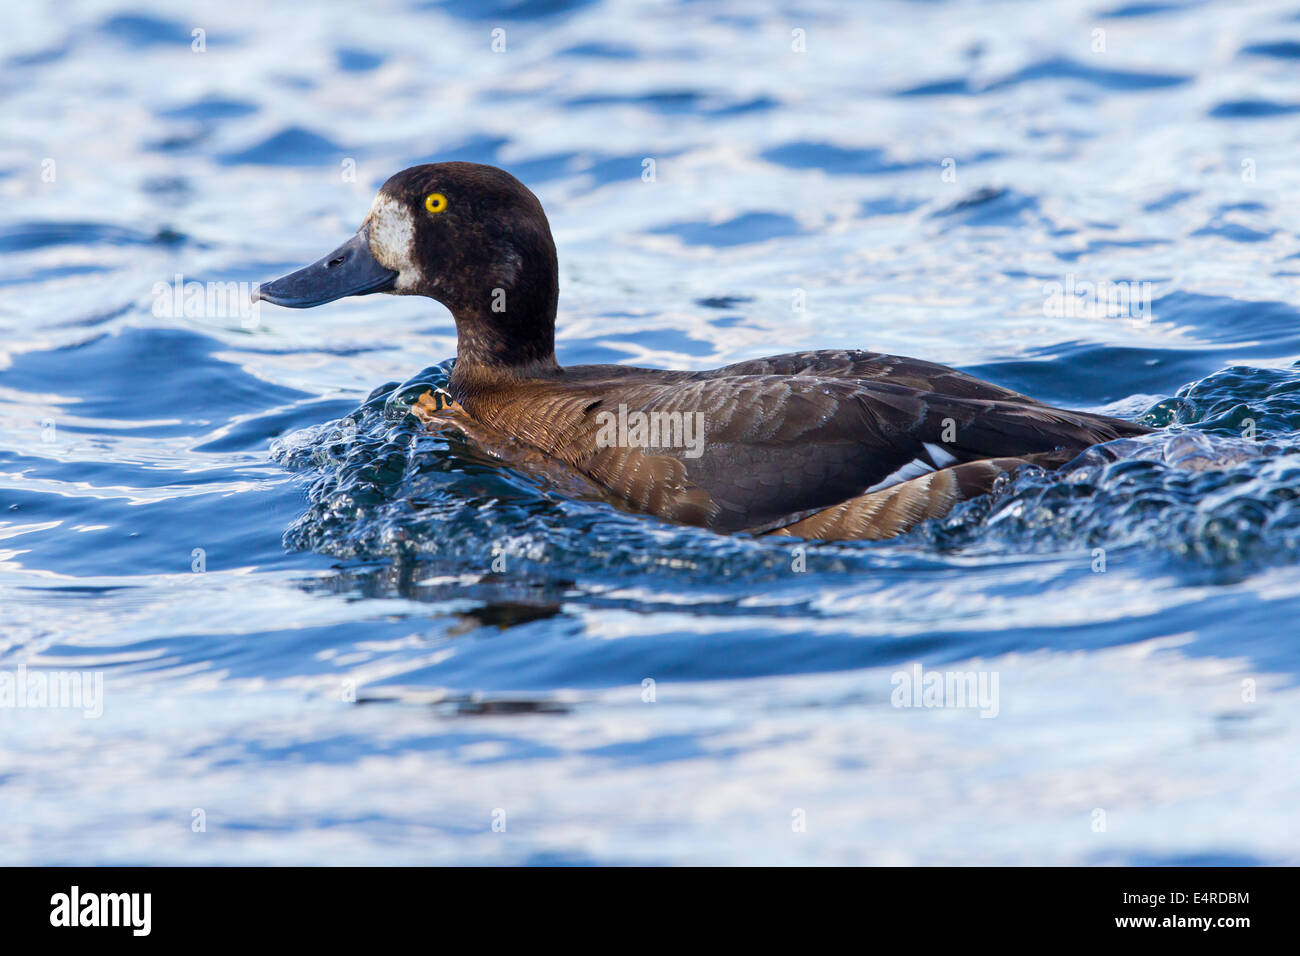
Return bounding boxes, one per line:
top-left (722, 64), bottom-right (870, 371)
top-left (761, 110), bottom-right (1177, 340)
top-left (254, 229), bottom-right (398, 308)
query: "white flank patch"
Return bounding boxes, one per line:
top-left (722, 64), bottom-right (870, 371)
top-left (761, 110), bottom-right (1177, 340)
top-left (863, 457), bottom-right (935, 494)
top-left (923, 442), bottom-right (959, 468)
top-left (366, 194), bottom-right (420, 290)
top-left (861, 443), bottom-right (962, 494)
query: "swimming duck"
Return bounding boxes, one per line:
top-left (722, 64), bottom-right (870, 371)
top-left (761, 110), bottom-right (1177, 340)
top-left (256, 162), bottom-right (1150, 541)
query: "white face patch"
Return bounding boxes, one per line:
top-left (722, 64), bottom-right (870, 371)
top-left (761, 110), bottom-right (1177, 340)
top-left (365, 194), bottom-right (421, 291)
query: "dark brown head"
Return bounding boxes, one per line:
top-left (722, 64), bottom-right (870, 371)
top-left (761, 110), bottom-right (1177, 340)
top-left (256, 162), bottom-right (559, 371)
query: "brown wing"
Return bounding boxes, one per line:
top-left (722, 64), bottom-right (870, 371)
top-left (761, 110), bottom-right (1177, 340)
top-left (448, 351), bottom-right (1148, 535)
top-left (546, 350), bottom-right (1042, 402)
top-left (694, 349), bottom-right (1040, 403)
top-left (554, 376), bottom-right (1143, 533)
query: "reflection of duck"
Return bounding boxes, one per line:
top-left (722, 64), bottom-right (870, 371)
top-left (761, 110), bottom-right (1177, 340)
top-left (257, 162), bottom-right (1150, 541)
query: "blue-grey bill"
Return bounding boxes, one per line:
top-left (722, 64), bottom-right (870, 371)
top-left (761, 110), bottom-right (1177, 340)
top-left (254, 230), bottom-right (397, 308)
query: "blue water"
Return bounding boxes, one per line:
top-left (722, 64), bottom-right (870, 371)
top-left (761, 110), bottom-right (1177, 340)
top-left (4, 0), bottom-right (1300, 865)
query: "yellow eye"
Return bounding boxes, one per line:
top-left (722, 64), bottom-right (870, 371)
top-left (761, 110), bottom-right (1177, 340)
top-left (424, 192), bottom-right (448, 214)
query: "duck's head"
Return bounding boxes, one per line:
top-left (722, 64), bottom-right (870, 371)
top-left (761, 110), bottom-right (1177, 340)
top-left (256, 162), bottom-right (559, 371)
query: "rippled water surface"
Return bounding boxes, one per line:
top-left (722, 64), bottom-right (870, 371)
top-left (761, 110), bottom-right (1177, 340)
top-left (5, 0), bottom-right (1300, 864)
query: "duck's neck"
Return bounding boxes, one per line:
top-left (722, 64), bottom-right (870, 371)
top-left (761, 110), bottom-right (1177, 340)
top-left (449, 302), bottom-right (560, 388)
top-left (444, 232), bottom-right (561, 387)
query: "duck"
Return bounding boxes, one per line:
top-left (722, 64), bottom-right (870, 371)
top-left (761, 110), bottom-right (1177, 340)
top-left (255, 162), bottom-right (1150, 541)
